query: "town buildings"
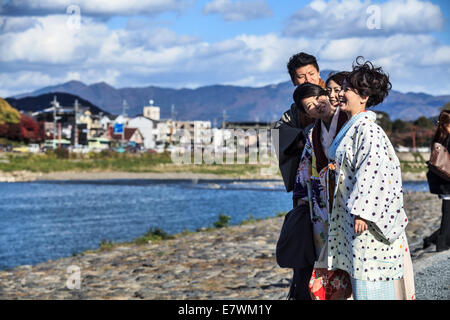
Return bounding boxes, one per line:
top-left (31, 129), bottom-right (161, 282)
top-left (30, 97), bottom-right (218, 153)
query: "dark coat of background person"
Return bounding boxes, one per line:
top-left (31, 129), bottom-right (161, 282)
top-left (425, 128), bottom-right (450, 252)
top-left (427, 135), bottom-right (450, 195)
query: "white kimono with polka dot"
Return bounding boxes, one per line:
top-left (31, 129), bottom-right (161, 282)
top-left (327, 111), bottom-right (409, 282)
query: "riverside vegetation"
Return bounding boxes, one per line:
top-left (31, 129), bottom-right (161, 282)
top-left (0, 149), bottom-right (272, 177)
top-left (0, 148), bottom-right (429, 177)
top-left (94, 212), bottom-right (286, 254)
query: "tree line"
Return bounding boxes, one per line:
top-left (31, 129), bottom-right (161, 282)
top-left (376, 102), bottom-right (450, 148)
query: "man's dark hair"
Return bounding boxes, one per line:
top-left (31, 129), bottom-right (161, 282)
top-left (287, 52), bottom-right (319, 80)
top-left (345, 56), bottom-right (392, 108)
top-left (293, 83), bottom-right (328, 113)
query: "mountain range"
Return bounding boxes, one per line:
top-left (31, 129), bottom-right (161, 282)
top-left (6, 92), bottom-right (109, 115)
top-left (8, 72), bottom-right (450, 122)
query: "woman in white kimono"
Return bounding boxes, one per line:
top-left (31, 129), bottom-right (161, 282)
top-left (327, 57), bottom-right (415, 300)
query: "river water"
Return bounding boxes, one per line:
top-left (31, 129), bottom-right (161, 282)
top-left (0, 179), bottom-right (429, 270)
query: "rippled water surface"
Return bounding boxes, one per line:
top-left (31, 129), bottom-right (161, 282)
top-left (0, 179), bottom-right (428, 270)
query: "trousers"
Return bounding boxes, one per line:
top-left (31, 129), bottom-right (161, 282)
top-left (424, 199), bottom-right (450, 251)
top-left (288, 265), bottom-right (314, 300)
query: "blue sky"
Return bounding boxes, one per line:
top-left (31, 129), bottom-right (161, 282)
top-left (0, 0), bottom-right (449, 97)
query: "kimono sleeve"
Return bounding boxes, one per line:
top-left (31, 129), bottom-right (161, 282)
top-left (292, 137), bottom-right (313, 201)
top-left (345, 122), bottom-right (408, 243)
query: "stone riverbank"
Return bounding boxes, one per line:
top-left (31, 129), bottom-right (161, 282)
top-left (0, 192), bottom-right (448, 300)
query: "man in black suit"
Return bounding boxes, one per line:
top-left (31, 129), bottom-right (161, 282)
top-left (272, 52), bottom-right (325, 300)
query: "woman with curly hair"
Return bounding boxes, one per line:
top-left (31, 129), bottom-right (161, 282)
top-left (326, 57), bottom-right (415, 300)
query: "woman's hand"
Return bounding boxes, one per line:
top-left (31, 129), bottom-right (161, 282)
top-left (354, 216), bottom-right (368, 234)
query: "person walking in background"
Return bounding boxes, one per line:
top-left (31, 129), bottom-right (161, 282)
top-left (273, 52), bottom-right (326, 300)
top-left (327, 57), bottom-right (415, 300)
top-left (424, 110), bottom-right (450, 252)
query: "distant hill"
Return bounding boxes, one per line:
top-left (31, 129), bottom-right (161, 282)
top-left (9, 75), bottom-right (449, 122)
top-left (5, 92), bottom-right (109, 115)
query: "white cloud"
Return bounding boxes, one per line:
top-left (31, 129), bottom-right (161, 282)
top-left (0, 5), bottom-right (448, 98)
top-left (0, 70), bottom-right (76, 97)
top-left (315, 34), bottom-right (450, 95)
top-left (0, 0), bottom-right (192, 16)
top-left (420, 46), bottom-right (450, 66)
top-left (203, 0), bottom-right (272, 21)
top-left (0, 15), bottom-right (109, 63)
top-left (284, 0), bottom-right (444, 38)
top-left (0, 15), bottom-right (40, 32)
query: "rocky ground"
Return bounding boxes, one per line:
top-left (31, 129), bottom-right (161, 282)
top-left (0, 192), bottom-right (448, 300)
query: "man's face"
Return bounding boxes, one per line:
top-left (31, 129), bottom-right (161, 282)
top-left (291, 64), bottom-right (320, 86)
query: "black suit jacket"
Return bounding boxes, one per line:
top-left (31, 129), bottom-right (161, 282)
top-left (272, 103), bottom-right (312, 192)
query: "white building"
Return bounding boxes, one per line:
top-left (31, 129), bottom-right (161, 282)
top-left (143, 100), bottom-right (160, 121)
top-left (99, 114), bottom-right (117, 131)
top-left (113, 115), bottom-right (130, 126)
top-left (128, 116), bottom-right (158, 150)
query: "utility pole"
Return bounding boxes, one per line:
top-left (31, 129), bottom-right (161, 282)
top-left (222, 110), bottom-right (227, 129)
top-left (74, 99), bottom-right (79, 148)
top-left (122, 100), bottom-right (128, 148)
top-left (58, 123), bottom-right (62, 148)
top-left (170, 104), bottom-right (175, 143)
top-left (51, 95), bottom-right (60, 149)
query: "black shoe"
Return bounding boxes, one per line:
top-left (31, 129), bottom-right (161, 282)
top-left (436, 235), bottom-right (450, 252)
top-left (423, 237), bottom-right (432, 249)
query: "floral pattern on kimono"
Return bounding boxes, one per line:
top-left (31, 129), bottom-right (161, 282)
top-left (309, 268), bottom-right (352, 300)
top-left (328, 111), bottom-right (409, 282)
top-left (293, 120), bottom-right (353, 300)
top-left (293, 127), bottom-right (329, 258)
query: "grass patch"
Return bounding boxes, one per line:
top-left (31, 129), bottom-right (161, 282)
top-left (239, 213), bottom-right (262, 225)
top-left (75, 210), bottom-right (284, 255)
top-left (133, 227), bottom-right (175, 245)
top-left (0, 151), bottom-right (277, 177)
top-left (213, 214), bottom-right (231, 229)
top-left (400, 160), bottom-right (428, 173)
top-left (98, 239), bottom-right (116, 251)
top-left (275, 211), bottom-right (288, 217)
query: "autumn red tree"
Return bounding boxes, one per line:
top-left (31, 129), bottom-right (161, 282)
top-left (3, 114), bottom-right (43, 143)
top-left (20, 114), bottom-right (41, 142)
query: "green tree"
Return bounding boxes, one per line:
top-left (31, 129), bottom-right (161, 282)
top-left (441, 102), bottom-right (450, 111)
top-left (414, 116), bottom-right (433, 129)
top-left (392, 119), bottom-right (407, 133)
top-left (0, 98), bottom-right (20, 125)
top-left (375, 111), bottom-right (392, 132)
